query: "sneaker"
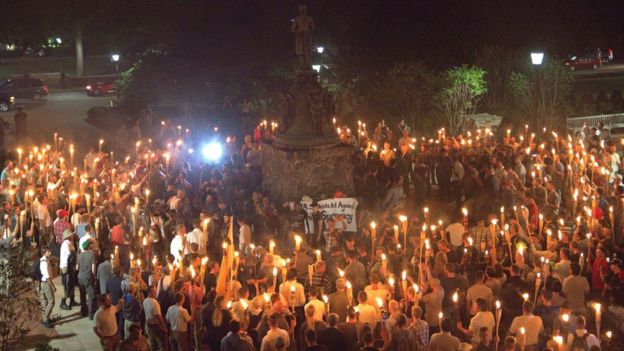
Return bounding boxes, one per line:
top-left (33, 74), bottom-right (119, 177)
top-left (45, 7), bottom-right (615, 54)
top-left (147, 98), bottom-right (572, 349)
top-left (42, 321), bottom-right (54, 329)
top-left (60, 302), bottom-right (71, 310)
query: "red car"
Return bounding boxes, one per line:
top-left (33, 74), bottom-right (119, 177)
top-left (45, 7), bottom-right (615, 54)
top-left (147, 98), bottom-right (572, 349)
top-left (565, 54), bottom-right (602, 71)
top-left (86, 81), bottom-right (116, 96)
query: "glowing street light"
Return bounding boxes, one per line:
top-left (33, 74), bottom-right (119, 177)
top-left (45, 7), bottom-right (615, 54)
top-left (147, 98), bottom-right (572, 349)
top-left (530, 52), bottom-right (544, 65)
top-left (312, 64), bottom-right (321, 73)
top-left (316, 46), bottom-right (324, 54)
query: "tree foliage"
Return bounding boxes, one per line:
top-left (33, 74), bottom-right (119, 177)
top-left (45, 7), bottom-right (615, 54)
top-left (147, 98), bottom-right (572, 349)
top-left (0, 243), bottom-right (39, 351)
top-left (508, 60), bottom-right (573, 128)
top-left (334, 62), bottom-right (439, 130)
top-left (438, 65), bottom-right (487, 136)
top-left (474, 46), bottom-right (521, 112)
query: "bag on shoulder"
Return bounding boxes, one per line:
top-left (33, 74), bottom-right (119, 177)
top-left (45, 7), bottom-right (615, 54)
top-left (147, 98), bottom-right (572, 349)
top-left (570, 332), bottom-right (590, 351)
top-left (31, 260), bottom-right (43, 281)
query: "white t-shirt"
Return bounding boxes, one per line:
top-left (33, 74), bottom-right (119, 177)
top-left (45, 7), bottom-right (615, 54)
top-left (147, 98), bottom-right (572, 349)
top-left (509, 314), bottom-right (543, 346)
top-left (239, 225), bottom-right (252, 246)
top-left (279, 280), bottom-right (306, 307)
top-left (170, 235), bottom-right (184, 262)
top-left (39, 256), bottom-right (51, 282)
top-left (356, 303), bottom-right (378, 326)
top-left (364, 285), bottom-right (390, 310)
top-left (185, 228), bottom-right (207, 255)
top-left (143, 297), bottom-right (162, 324)
top-left (94, 306), bottom-right (118, 337)
top-left (468, 311), bottom-right (495, 344)
top-left (305, 299), bottom-right (325, 322)
top-left (166, 304), bottom-right (191, 332)
top-left (446, 223), bottom-right (465, 247)
top-left (260, 327), bottom-right (290, 351)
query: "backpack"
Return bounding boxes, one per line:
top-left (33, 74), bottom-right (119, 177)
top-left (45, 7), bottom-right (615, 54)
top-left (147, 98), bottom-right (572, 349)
top-left (570, 332), bottom-right (590, 351)
top-left (31, 259), bottom-right (43, 281)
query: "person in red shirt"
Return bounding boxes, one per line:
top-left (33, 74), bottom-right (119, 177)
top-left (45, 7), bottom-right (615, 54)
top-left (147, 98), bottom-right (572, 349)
top-left (53, 210), bottom-right (72, 245)
top-left (110, 216), bottom-right (126, 247)
top-left (525, 196), bottom-right (539, 230)
top-left (591, 247), bottom-right (609, 298)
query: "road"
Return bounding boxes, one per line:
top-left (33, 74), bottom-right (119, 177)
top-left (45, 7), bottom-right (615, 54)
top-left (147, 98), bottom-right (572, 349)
top-left (572, 63), bottom-right (624, 77)
top-left (0, 91), bottom-right (112, 154)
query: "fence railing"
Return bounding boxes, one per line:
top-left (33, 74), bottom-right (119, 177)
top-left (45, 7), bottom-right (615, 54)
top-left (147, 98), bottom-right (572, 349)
top-left (566, 113), bottom-right (624, 130)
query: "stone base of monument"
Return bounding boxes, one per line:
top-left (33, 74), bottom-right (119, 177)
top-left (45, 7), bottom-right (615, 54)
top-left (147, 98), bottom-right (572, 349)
top-left (261, 142), bottom-right (355, 202)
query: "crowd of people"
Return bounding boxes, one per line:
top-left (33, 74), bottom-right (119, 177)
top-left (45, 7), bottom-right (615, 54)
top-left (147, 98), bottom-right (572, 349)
top-left (3, 116), bottom-right (623, 351)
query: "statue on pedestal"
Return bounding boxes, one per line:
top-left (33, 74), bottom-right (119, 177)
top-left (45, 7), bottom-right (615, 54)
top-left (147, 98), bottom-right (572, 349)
top-left (273, 5), bottom-right (338, 148)
top-left (291, 5), bottom-right (315, 69)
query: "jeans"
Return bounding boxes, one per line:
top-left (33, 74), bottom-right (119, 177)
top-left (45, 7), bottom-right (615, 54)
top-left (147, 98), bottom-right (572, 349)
top-left (78, 277), bottom-right (96, 317)
top-left (61, 270), bottom-right (76, 300)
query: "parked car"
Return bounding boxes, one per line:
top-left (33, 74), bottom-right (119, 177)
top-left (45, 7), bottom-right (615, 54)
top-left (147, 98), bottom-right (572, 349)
top-left (584, 47), bottom-right (615, 64)
top-left (0, 92), bottom-right (15, 112)
top-left (565, 54), bottom-right (602, 71)
top-left (85, 81), bottom-right (115, 96)
top-left (0, 78), bottom-right (48, 99)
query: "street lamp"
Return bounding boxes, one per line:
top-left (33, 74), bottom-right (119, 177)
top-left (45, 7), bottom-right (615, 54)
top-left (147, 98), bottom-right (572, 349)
top-left (530, 52), bottom-right (544, 65)
top-left (530, 52), bottom-right (544, 129)
top-left (316, 46), bottom-right (324, 54)
top-left (312, 64), bottom-right (321, 73)
top-left (111, 54), bottom-right (120, 101)
top-left (55, 38), bottom-right (62, 44)
top-left (111, 54), bottom-right (120, 77)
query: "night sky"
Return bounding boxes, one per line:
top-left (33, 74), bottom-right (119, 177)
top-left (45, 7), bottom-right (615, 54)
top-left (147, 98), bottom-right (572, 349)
top-left (3, 0), bottom-right (623, 71)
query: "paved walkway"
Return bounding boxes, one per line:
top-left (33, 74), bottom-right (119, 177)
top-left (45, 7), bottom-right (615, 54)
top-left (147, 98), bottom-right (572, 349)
top-left (18, 275), bottom-right (102, 351)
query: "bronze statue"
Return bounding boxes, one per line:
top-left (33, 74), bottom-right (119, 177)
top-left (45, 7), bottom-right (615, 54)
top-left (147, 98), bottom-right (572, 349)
top-left (291, 5), bottom-right (315, 69)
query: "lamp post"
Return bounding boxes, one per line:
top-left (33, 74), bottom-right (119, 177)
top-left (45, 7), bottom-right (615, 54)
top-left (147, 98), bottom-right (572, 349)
top-left (111, 54), bottom-right (120, 79)
top-left (530, 52), bottom-right (544, 129)
top-left (111, 54), bottom-right (120, 102)
top-left (316, 46), bottom-right (324, 54)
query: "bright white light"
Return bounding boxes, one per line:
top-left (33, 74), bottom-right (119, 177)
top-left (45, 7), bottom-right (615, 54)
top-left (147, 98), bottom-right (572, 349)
top-left (316, 46), bottom-right (324, 54)
top-left (312, 65), bottom-right (321, 72)
top-left (202, 142), bottom-right (223, 162)
top-left (55, 38), bottom-right (62, 44)
top-left (111, 54), bottom-right (120, 62)
top-left (531, 52), bottom-right (544, 65)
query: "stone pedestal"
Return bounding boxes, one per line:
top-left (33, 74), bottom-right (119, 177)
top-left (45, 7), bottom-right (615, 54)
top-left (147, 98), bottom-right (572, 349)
top-left (261, 143), bottom-right (354, 202)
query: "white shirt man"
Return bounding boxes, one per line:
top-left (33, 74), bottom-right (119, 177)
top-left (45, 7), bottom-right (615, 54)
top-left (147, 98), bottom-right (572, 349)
top-left (260, 324), bottom-right (290, 351)
top-left (170, 234), bottom-right (184, 263)
top-left (305, 297), bottom-right (325, 322)
top-left (185, 227), bottom-right (207, 255)
top-left (166, 302), bottom-right (192, 333)
top-left (144, 296), bottom-right (162, 325)
top-left (59, 237), bottom-right (74, 272)
top-left (468, 310), bottom-right (495, 345)
top-left (279, 280), bottom-right (306, 307)
top-left (355, 302), bottom-right (378, 326)
top-left (509, 312), bottom-right (543, 347)
top-left (239, 223), bottom-right (252, 253)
